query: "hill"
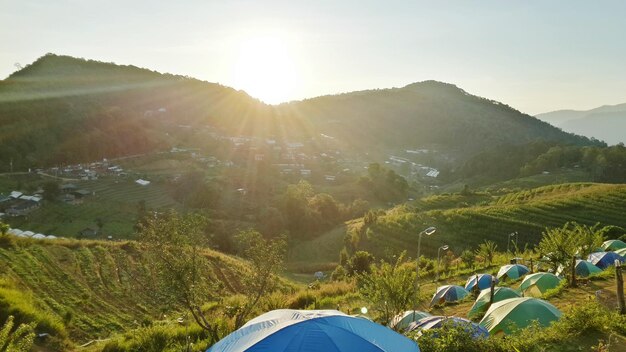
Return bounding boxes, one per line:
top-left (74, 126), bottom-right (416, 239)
top-left (278, 81), bottom-right (601, 159)
top-left (0, 54), bottom-right (602, 173)
top-left (342, 183), bottom-right (626, 260)
top-left (537, 103), bottom-right (626, 145)
top-left (0, 238), bottom-right (251, 348)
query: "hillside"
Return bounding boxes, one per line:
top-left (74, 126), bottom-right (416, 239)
top-left (278, 81), bottom-right (601, 158)
top-left (344, 183), bottom-right (626, 260)
top-left (0, 238), bottom-right (251, 347)
top-left (0, 54), bottom-right (603, 173)
top-left (537, 103), bottom-right (626, 145)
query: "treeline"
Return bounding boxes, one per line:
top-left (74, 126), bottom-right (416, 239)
top-left (521, 144), bottom-right (626, 182)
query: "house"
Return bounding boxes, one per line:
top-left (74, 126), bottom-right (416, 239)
top-left (61, 193), bottom-right (81, 204)
top-left (77, 228), bottom-right (98, 237)
top-left (61, 184), bottom-right (77, 193)
top-left (6, 200), bottom-right (40, 217)
top-left (9, 191), bottom-right (23, 199)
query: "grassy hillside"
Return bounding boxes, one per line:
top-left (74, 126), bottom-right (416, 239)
top-left (347, 183), bottom-right (626, 259)
top-left (0, 238), bottom-right (250, 348)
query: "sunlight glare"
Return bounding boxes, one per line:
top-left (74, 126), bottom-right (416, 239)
top-left (232, 36), bottom-right (298, 104)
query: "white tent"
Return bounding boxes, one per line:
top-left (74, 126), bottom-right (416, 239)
top-left (135, 179), bottom-right (151, 186)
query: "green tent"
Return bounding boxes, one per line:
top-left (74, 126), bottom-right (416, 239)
top-left (389, 310), bottom-right (432, 331)
top-left (615, 248), bottom-right (626, 257)
top-left (601, 240), bottom-right (626, 251)
top-left (468, 287), bottom-right (521, 319)
top-left (519, 272), bottom-right (562, 297)
top-left (479, 297), bottom-right (561, 335)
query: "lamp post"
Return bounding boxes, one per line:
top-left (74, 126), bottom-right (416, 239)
top-left (436, 245), bottom-right (449, 281)
top-left (507, 232), bottom-right (518, 254)
top-left (414, 226), bottom-right (436, 313)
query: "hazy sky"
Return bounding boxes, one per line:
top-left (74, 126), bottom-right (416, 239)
top-left (2, 0), bottom-right (626, 114)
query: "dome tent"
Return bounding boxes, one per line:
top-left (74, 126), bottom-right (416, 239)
top-left (496, 264), bottom-right (529, 281)
top-left (464, 274), bottom-right (498, 292)
top-left (557, 260), bottom-right (602, 278)
top-left (468, 287), bottom-right (521, 319)
top-left (406, 316), bottom-right (488, 339)
top-left (519, 272), bottom-right (562, 297)
top-left (479, 297), bottom-right (561, 335)
top-left (588, 252), bottom-right (625, 269)
top-left (601, 240), bottom-right (626, 251)
top-left (207, 309), bottom-right (420, 352)
top-left (429, 285), bottom-right (469, 307)
top-left (389, 310), bottom-right (431, 332)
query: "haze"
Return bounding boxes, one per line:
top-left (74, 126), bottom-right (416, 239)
top-left (2, 0), bottom-right (626, 113)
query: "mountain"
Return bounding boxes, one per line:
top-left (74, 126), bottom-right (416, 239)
top-left (0, 54), bottom-right (602, 171)
top-left (277, 81), bottom-right (600, 159)
top-left (536, 103), bottom-right (626, 145)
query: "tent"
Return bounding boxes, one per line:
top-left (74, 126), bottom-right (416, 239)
top-left (496, 264), bottom-right (529, 281)
top-left (429, 285), bottom-right (469, 307)
top-left (479, 297), bottom-right (561, 335)
top-left (615, 248), bottom-right (626, 257)
top-left (601, 240), bottom-right (626, 251)
top-left (406, 316), bottom-right (488, 339)
top-left (519, 272), bottom-right (562, 297)
top-left (558, 260), bottom-right (602, 278)
top-left (389, 311), bottom-right (432, 331)
top-left (588, 252), bottom-right (625, 269)
top-left (468, 287), bottom-right (521, 319)
top-left (206, 309), bottom-right (420, 352)
top-left (464, 274), bottom-right (498, 292)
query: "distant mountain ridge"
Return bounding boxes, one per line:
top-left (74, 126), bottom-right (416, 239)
top-left (536, 103), bottom-right (626, 145)
top-left (0, 53), bottom-right (603, 170)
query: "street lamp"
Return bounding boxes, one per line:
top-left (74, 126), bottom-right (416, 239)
top-left (436, 245), bottom-right (449, 281)
top-left (414, 226), bottom-right (436, 313)
top-left (508, 232), bottom-right (518, 254)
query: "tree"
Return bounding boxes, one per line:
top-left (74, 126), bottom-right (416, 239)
top-left (537, 222), bottom-right (604, 287)
top-left (0, 315), bottom-right (35, 352)
top-left (475, 240), bottom-right (497, 267)
top-left (348, 251), bottom-right (374, 275)
top-left (357, 252), bottom-right (416, 325)
top-left (233, 230), bottom-right (286, 328)
top-left (137, 211), bottom-right (223, 342)
top-left (42, 180), bottom-right (60, 200)
top-left (460, 249), bottom-right (475, 269)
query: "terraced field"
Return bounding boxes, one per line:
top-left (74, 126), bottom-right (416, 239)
top-left (0, 239), bottom-right (248, 345)
top-left (356, 183), bottom-right (626, 258)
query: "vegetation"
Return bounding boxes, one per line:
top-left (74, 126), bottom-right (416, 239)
top-left (0, 315), bottom-right (35, 352)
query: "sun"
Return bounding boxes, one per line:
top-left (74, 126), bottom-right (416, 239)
top-left (231, 36), bottom-right (298, 104)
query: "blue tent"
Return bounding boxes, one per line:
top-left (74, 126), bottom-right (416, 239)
top-left (464, 274), bottom-right (498, 292)
top-left (429, 285), bottom-right (469, 307)
top-left (588, 252), bottom-right (625, 269)
top-left (406, 316), bottom-right (489, 339)
top-left (207, 309), bottom-right (420, 352)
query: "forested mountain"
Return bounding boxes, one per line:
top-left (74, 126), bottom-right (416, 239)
top-left (537, 103), bottom-right (626, 145)
top-left (277, 81), bottom-right (601, 157)
top-left (0, 54), bottom-right (602, 171)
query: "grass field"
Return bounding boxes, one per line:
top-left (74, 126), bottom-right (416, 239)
top-left (5, 177), bottom-right (181, 238)
top-left (0, 238), bottom-right (249, 347)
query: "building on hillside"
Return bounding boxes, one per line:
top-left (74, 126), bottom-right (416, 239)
top-left (9, 191), bottom-right (23, 199)
top-left (61, 184), bottom-right (77, 193)
top-left (6, 200), bottom-right (40, 217)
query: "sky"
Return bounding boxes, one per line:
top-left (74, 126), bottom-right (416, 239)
top-left (1, 0), bottom-right (626, 114)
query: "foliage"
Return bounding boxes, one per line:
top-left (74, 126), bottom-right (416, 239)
top-left (460, 249), bottom-right (475, 269)
top-left (137, 210), bottom-right (222, 342)
top-left (233, 230), bottom-right (287, 328)
top-left (357, 252), bottom-right (416, 323)
top-left (475, 240), bottom-right (497, 266)
top-left (537, 222), bottom-right (604, 285)
top-left (347, 251), bottom-right (374, 275)
top-left (0, 315), bottom-right (35, 352)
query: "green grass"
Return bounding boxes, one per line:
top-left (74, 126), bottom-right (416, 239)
top-left (287, 225), bottom-right (347, 273)
top-left (0, 238), bottom-right (250, 348)
top-left (5, 177), bottom-right (180, 238)
top-left (355, 183), bottom-right (626, 259)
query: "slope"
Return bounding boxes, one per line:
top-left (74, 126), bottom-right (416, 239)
top-left (278, 81), bottom-right (600, 158)
top-left (0, 238), bottom-right (250, 346)
top-left (348, 183), bottom-right (626, 259)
